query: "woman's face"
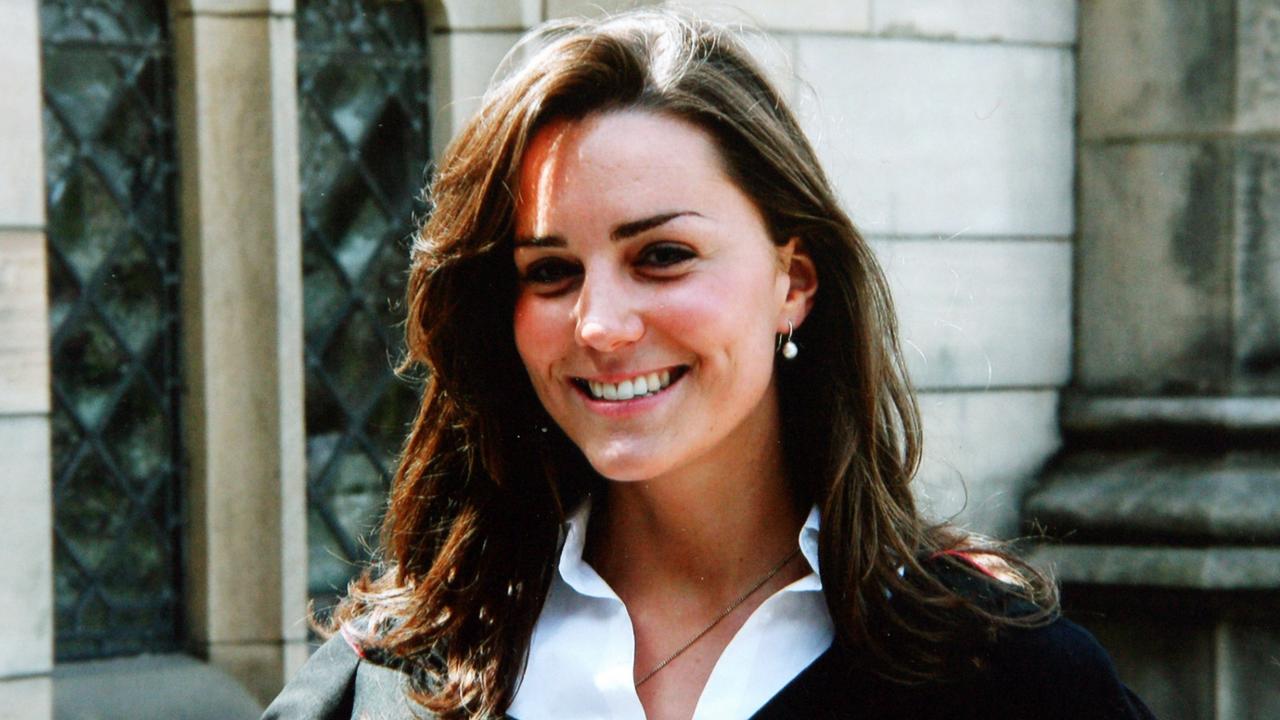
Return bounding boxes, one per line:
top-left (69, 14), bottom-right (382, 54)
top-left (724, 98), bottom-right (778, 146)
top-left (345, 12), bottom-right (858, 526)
top-left (512, 110), bottom-right (812, 483)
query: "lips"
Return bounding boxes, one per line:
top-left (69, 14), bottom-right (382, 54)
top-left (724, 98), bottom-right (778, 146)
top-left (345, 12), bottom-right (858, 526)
top-left (573, 366), bottom-right (687, 401)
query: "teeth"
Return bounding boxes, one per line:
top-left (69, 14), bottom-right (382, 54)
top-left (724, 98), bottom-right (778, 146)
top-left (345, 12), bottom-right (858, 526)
top-left (585, 369), bottom-right (677, 401)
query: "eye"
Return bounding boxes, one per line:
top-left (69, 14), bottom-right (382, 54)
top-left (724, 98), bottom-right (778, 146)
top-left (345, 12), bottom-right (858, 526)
top-left (519, 257), bottom-right (580, 289)
top-left (636, 242), bottom-right (695, 269)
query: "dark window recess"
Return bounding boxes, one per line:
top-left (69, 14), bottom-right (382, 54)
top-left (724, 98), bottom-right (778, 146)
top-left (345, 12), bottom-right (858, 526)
top-left (41, 0), bottom-right (184, 661)
top-left (297, 0), bottom-right (430, 612)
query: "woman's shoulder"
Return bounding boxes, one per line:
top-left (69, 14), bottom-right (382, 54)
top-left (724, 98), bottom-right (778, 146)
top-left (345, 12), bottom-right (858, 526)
top-left (261, 635), bottom-right (360, 720)
top-left (755, 554), bottom-right (1157, 720)
top-left (757, 615), bottom-right (1155, 720)
top-left (925, 551), bottom-right (1157, 717)
top-left (979, 615), bottom-right (1156, 718)
top-left (260, 632), bottom-right (428, 720)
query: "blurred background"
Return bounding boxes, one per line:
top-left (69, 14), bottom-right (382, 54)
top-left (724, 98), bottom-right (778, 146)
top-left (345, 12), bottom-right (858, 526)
top-left (1, 1), bottom-right (1276, 718)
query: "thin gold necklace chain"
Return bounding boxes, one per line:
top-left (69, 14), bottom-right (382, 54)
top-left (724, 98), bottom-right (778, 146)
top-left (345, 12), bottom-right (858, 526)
top-left (634, 545), bottom-right (804, 688)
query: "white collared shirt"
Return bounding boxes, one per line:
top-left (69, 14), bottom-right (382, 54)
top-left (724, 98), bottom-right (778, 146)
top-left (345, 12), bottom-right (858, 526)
top-left (507, 502), bottom-right (834, 720)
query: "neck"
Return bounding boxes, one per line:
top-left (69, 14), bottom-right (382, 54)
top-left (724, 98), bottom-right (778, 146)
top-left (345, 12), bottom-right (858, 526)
top-left (586, 422), bottom-right (806, 600)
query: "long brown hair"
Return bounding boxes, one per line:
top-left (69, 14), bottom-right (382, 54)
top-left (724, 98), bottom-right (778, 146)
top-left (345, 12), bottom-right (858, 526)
top-left (332, 8), bottom-right (1056, 717)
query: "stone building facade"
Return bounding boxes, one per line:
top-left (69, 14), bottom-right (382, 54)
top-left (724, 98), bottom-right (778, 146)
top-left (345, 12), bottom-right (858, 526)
top-left (0, 1), bottom-right (1270, 718)
top-left (1026, 2), bottom-right (1280, 718)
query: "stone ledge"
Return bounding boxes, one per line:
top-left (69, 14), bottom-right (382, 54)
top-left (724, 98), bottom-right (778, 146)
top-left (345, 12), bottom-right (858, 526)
top-left (1029, 544), bottom-right (1280, 591)
top-left (52, 654), bottom-right (261, 720)
top-left (1062, 395), bottom-right (1280, 436)
top-left (171, 0), bottom-right (291, 15)
top-left (1025, 448), bottom-right (1280, 544)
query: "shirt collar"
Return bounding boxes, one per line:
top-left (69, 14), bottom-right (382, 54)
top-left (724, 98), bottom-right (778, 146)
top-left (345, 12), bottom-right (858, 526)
top-left (557, 498), bottom-right (824, 599)
top-left (795, 504), bottom-right (823, 590)
top-left (557, 497), bottom-right (619, 599)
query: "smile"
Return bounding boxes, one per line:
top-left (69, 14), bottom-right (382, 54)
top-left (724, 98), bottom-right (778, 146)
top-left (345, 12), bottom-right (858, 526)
top-left (573, 367), bottom-right (687, 401)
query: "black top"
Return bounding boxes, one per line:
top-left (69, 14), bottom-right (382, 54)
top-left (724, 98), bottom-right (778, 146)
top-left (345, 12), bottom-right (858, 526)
top-left (753, 614), bottom-right (1155, 719)
top-left (262, 614), bottom-right (1156, 719)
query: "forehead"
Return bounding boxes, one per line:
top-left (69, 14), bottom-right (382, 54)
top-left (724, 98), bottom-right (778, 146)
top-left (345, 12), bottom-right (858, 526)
top-left (515, 110), bottom-right (730, 220)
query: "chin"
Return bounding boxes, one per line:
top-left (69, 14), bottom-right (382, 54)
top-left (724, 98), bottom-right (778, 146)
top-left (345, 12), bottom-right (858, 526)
top-left (586, 457), bottom-right (663, 483)
top-left (581, 443), bottom-right (675, 483)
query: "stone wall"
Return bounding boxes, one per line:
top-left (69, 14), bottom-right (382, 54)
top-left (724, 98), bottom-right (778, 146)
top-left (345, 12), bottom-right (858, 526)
top-left (1026, 1), bottom-right (1280, 717)
top-left (1077, 1), bottom-right (1280, 397)
top-left (0, 1), bottom-right (54, 718)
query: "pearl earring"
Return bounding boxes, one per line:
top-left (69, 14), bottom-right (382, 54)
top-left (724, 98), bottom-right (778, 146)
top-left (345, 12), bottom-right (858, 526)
top-left (779, 320), bottom-right (798, 359)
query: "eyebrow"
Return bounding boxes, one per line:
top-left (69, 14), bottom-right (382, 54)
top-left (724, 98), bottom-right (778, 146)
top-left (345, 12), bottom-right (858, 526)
top-left (513, 211), bottom-right (702, 248)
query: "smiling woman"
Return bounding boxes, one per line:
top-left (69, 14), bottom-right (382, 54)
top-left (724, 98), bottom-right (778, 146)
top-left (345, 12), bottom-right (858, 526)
top-left (512, 112), bottom-right (814, 488)
top-left (263, 8), bottom-right (1154, 720)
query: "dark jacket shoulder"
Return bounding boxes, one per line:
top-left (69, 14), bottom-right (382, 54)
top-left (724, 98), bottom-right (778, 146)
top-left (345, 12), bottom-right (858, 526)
top-left (753, 558), bottom-right (1157, 720)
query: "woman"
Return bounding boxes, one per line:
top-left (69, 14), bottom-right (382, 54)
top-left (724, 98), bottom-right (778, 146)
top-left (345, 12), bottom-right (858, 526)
top-left (265, 9), bottom-right (1154, 720)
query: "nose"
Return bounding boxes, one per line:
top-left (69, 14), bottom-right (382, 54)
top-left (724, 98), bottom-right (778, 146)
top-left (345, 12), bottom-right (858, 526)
top-left (574, 268), bottom-right (644, 352)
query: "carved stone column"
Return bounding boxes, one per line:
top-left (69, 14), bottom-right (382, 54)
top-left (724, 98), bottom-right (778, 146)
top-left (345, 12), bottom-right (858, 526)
top-left (1025, 3), bottom-right (1280, 718)
top-left (173, 0), bottom-right (308, 705)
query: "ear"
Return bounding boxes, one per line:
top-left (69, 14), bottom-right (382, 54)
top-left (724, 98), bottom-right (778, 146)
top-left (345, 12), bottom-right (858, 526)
top-left (776, 237), bottom-right (818, 332)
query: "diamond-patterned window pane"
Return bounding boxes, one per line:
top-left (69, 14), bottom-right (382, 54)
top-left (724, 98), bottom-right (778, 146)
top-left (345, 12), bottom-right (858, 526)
top-left (298, 0), bottom-right (429, 607)
top-left (41, 0), bottom-right (184, 661)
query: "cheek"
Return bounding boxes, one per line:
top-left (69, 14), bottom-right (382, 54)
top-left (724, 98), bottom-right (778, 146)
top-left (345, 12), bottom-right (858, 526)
top-left (656, 269), bottom-right (780, 360)
top-left (512, 295), bottom-right (560, 376)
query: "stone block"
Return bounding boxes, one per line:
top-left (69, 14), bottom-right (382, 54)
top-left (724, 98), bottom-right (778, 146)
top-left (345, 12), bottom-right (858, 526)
top-left (1031, 545), bottom-right (1280, 590)
top-left (873, 238), bottom-right (1071, 390)
top-left (1237, 0), bottom-right (1280, 132)
top-left (0, 676), bottom-right (51, 720)
top-left (1234, 141), bottom-right (1280, 392)
top-left (1027, 448), bottom-right (1280, 545)
top-left (544, 0), bottom-right (646, 20)
top-left (870, 0), bottom-right (1077, 45)
top-left (1079, 1), bottom-right (1236, 139)
top-left (0, 0), bottom-right (44, 227)
top-left (0, 230), bottom-right (49, 414)
top-left (913, 389), bottom-right (1060, 538)
top-left (546, 0), bottom-right (873, 32)
top-left (796, 36), bottom-right (1073, 237)
top-left (1075, 614), bottom-right (1214, 720)
top-left (1060, 394), bottom-right (1280, 436)
top-left (1081, 138), bottom-right (1280, 394)
top-left (683, 0), bottom-right (871, 33)
top-left (431, 31), bottom-right (524, 149)
top-left (1077, 141), bottom-right (1234, 394)
top-left (1219, 622), bottom-right (1280, 719)
top-left (0, 416), bottom-right (52, 678)
top-left (437, 0), bottom-right (540, 29)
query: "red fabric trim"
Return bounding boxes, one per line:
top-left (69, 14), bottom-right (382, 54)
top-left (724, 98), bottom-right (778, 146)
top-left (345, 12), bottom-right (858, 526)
top-left (932, 549), bottom-right (1001, 581)
top-left (338, 624), bottom-right (366, 659)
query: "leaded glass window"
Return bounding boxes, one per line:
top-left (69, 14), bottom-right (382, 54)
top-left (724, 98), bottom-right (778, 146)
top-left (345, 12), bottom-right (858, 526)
top-left (297, 0), bottom-right (429, 607)
top-left (41, 0), bottom-right (184, 660)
